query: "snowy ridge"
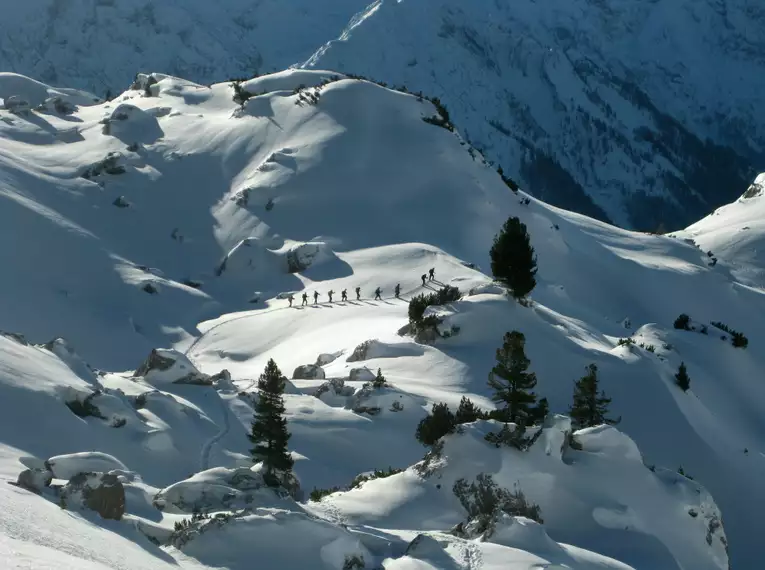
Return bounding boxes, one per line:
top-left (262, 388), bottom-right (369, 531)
top-left (0, 69), bottom-right (763, 569)
top-left (0, 0), bottom-right (762, 229)
top-left (303, 0), bottom-right (765, 229)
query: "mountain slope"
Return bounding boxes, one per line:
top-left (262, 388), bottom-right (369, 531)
top-left (0, 70), bottom-right (763, 568)
top-left (0, 0), bottom-right (369, 94)
top-left (303, 0), bottom-right (765, 230)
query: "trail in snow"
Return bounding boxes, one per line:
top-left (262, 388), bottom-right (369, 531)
top-left (199, 392), bottom-right (233, 471)
top-left (185, 284), bottom-right (436, 366)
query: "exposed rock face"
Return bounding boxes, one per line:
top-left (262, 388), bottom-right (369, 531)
top-left (292, 364), bottom-right (326, 380)
top-left (135, 348), bottom-right (175, 376)
top-left (62, 472), bottom-right (126, 521)
top-left (16, 468), bottom-right (53, 494)
top-left (346, 339), bottom-right (375, 362)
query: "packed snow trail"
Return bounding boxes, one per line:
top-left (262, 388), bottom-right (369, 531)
top-left (185, 284), bottom-right (432, 367)
top-left (199, 392), bottom-right (233, 471)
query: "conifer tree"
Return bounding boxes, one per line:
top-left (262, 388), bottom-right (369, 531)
top-left (249, 358), bottom-right (293, 486)
top-left (490, 217), bottom-right (537, 299)
top-left (568, 364), bottom-right (619, 428)
top-left (533, 397), bottom-right (550, 424)
top-left (455, 396), bottom-right (483, 424)
top-left (372, 368), bottom-right (388, 389)
top-left (487, 331), bottom-right (538, 425)
top-left (675, 362), bottom-right (691, 392)
top-left (415, 402), bottom-right (456, 445)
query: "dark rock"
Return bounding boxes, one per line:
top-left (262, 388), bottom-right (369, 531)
top-left (292, 364), bottom-right (326, 380)
top-left (64, 472), bottom-right (125, 520)
top-left (135, 349), bottom-right (175, 377)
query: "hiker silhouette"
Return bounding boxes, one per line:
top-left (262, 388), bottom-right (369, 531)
top-left (355, 287), bottom-right (361, 300)
top-left (428, 268), bottom-right (435, 281)
top-left (302, 293), bottom-right (308, 306)
top-left (374, 287), bottom-right (382, 300)
top-left (341, 289), bottom-right (348, 301)
top-left (313, 291), bottom-right (319, 304)
top-left (421, 274), bottom-right (427, 286)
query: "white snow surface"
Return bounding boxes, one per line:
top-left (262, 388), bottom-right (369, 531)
top-left (0, 69), bottom-right (763, 569)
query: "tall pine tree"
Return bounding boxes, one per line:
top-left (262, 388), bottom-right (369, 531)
top-left (675, 362), bottom-right (690, 392)
top-left (249, 358), bottom-right (293, 486)
top-left (490, 216), bottom-right (537, 299)
top-left (568, 364), bottom-right (620, 428)
top-left (487, 331), bottom-right (538, 425)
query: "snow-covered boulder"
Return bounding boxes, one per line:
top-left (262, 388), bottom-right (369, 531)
top-left (15, 468), bottom-right (53, 494)
top-left (285, 241), bottom-right (334, 273)
top-left (39, 96), bottom-right (76, 115)
top-left (3, 95), bottom-right (31, 113)
top-left (60, 471), bottom-right (126, 520)
top-left (348, 367), bottom-right (375, 383)
top-left (488, 515), bottom-right (561, 551)
top-left (215, 237), bottom-right (284, 279)
top-left (314, 378), bottom-right (355, 406)
top-left (315, 352), bottom-right (342, 366)
top-left (81, 152), bottom-right (126, 178)
top-left (46, 452), bottom-right (128, 480)
top-left (153, 467), bottom-right (268, 513)
top-left (292, 364), bottom-right (326, 380)
top-left (175, 508), bottom-right (371, 569)
top-left (347, 339), bottom-right (424, 362)
top-left (42, 337), bottom-right (97, 384)
top-left (102, 103), bottom-right (163, 143)
top-left (468, 282), bottom-right (506, 296)
top-left (134, 349), bottom-right (211, 386)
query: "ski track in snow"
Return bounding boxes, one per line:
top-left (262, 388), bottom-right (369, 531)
top-left (199, 392), bottom-right (232, 472)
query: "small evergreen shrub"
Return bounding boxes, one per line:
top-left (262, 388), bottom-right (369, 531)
top-left (422, 96), bottom-right (454, 131)
top-left (453, 473), bottom-right (543, 532)
top-left (617, 337), bottom-right (634, 346)
top-left (372, 368), bottom-right (388, 389)
top-left (350, 467), bottom-right (403, 489)
top-left (415, 402), bottom-right (456, 446)
top-left (455, 396), bottom-right (484, 424)
top-left (710, 321), bottom-right (748, 348)
top-left (674, 314), bottom-right (691, 330)
top-left (309, 487), bottom-right (342, 501)
top-left (675, 362), bottom-right (691, 392)
top-left (408, 286), bottom-right (462, 334)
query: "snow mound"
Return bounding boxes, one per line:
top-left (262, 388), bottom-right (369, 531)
top-left (178, 508), bottom-right (371, 570)
top-left (0, 72), bottom-right (99, 107)
top-left (103, 103), bottom-right (164, 143)
top-left (285, 241), bottom-right (336, 273)
top-left (241, 69), bottom-right (345, 96)
top-left (46, 451), bottom-right (128, 480)
top-left (318, 421), bottom-right (728, 570)
top-left (134, 349), bottom-right (211, 386)
top-left (154, 466), bottom-right (268, 513)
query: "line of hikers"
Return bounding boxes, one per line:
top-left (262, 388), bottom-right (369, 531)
top-left (286, 267), bottom-right (436, 306)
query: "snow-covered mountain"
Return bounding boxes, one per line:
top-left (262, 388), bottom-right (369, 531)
top-left (0, 70), bottom-right (763, 569)
top-left (0, 0), bottom-right (762, 230)
top-left (1, 0), bottom-right (762, 230)
top-left (303, 0), bottom-right (765, 230)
